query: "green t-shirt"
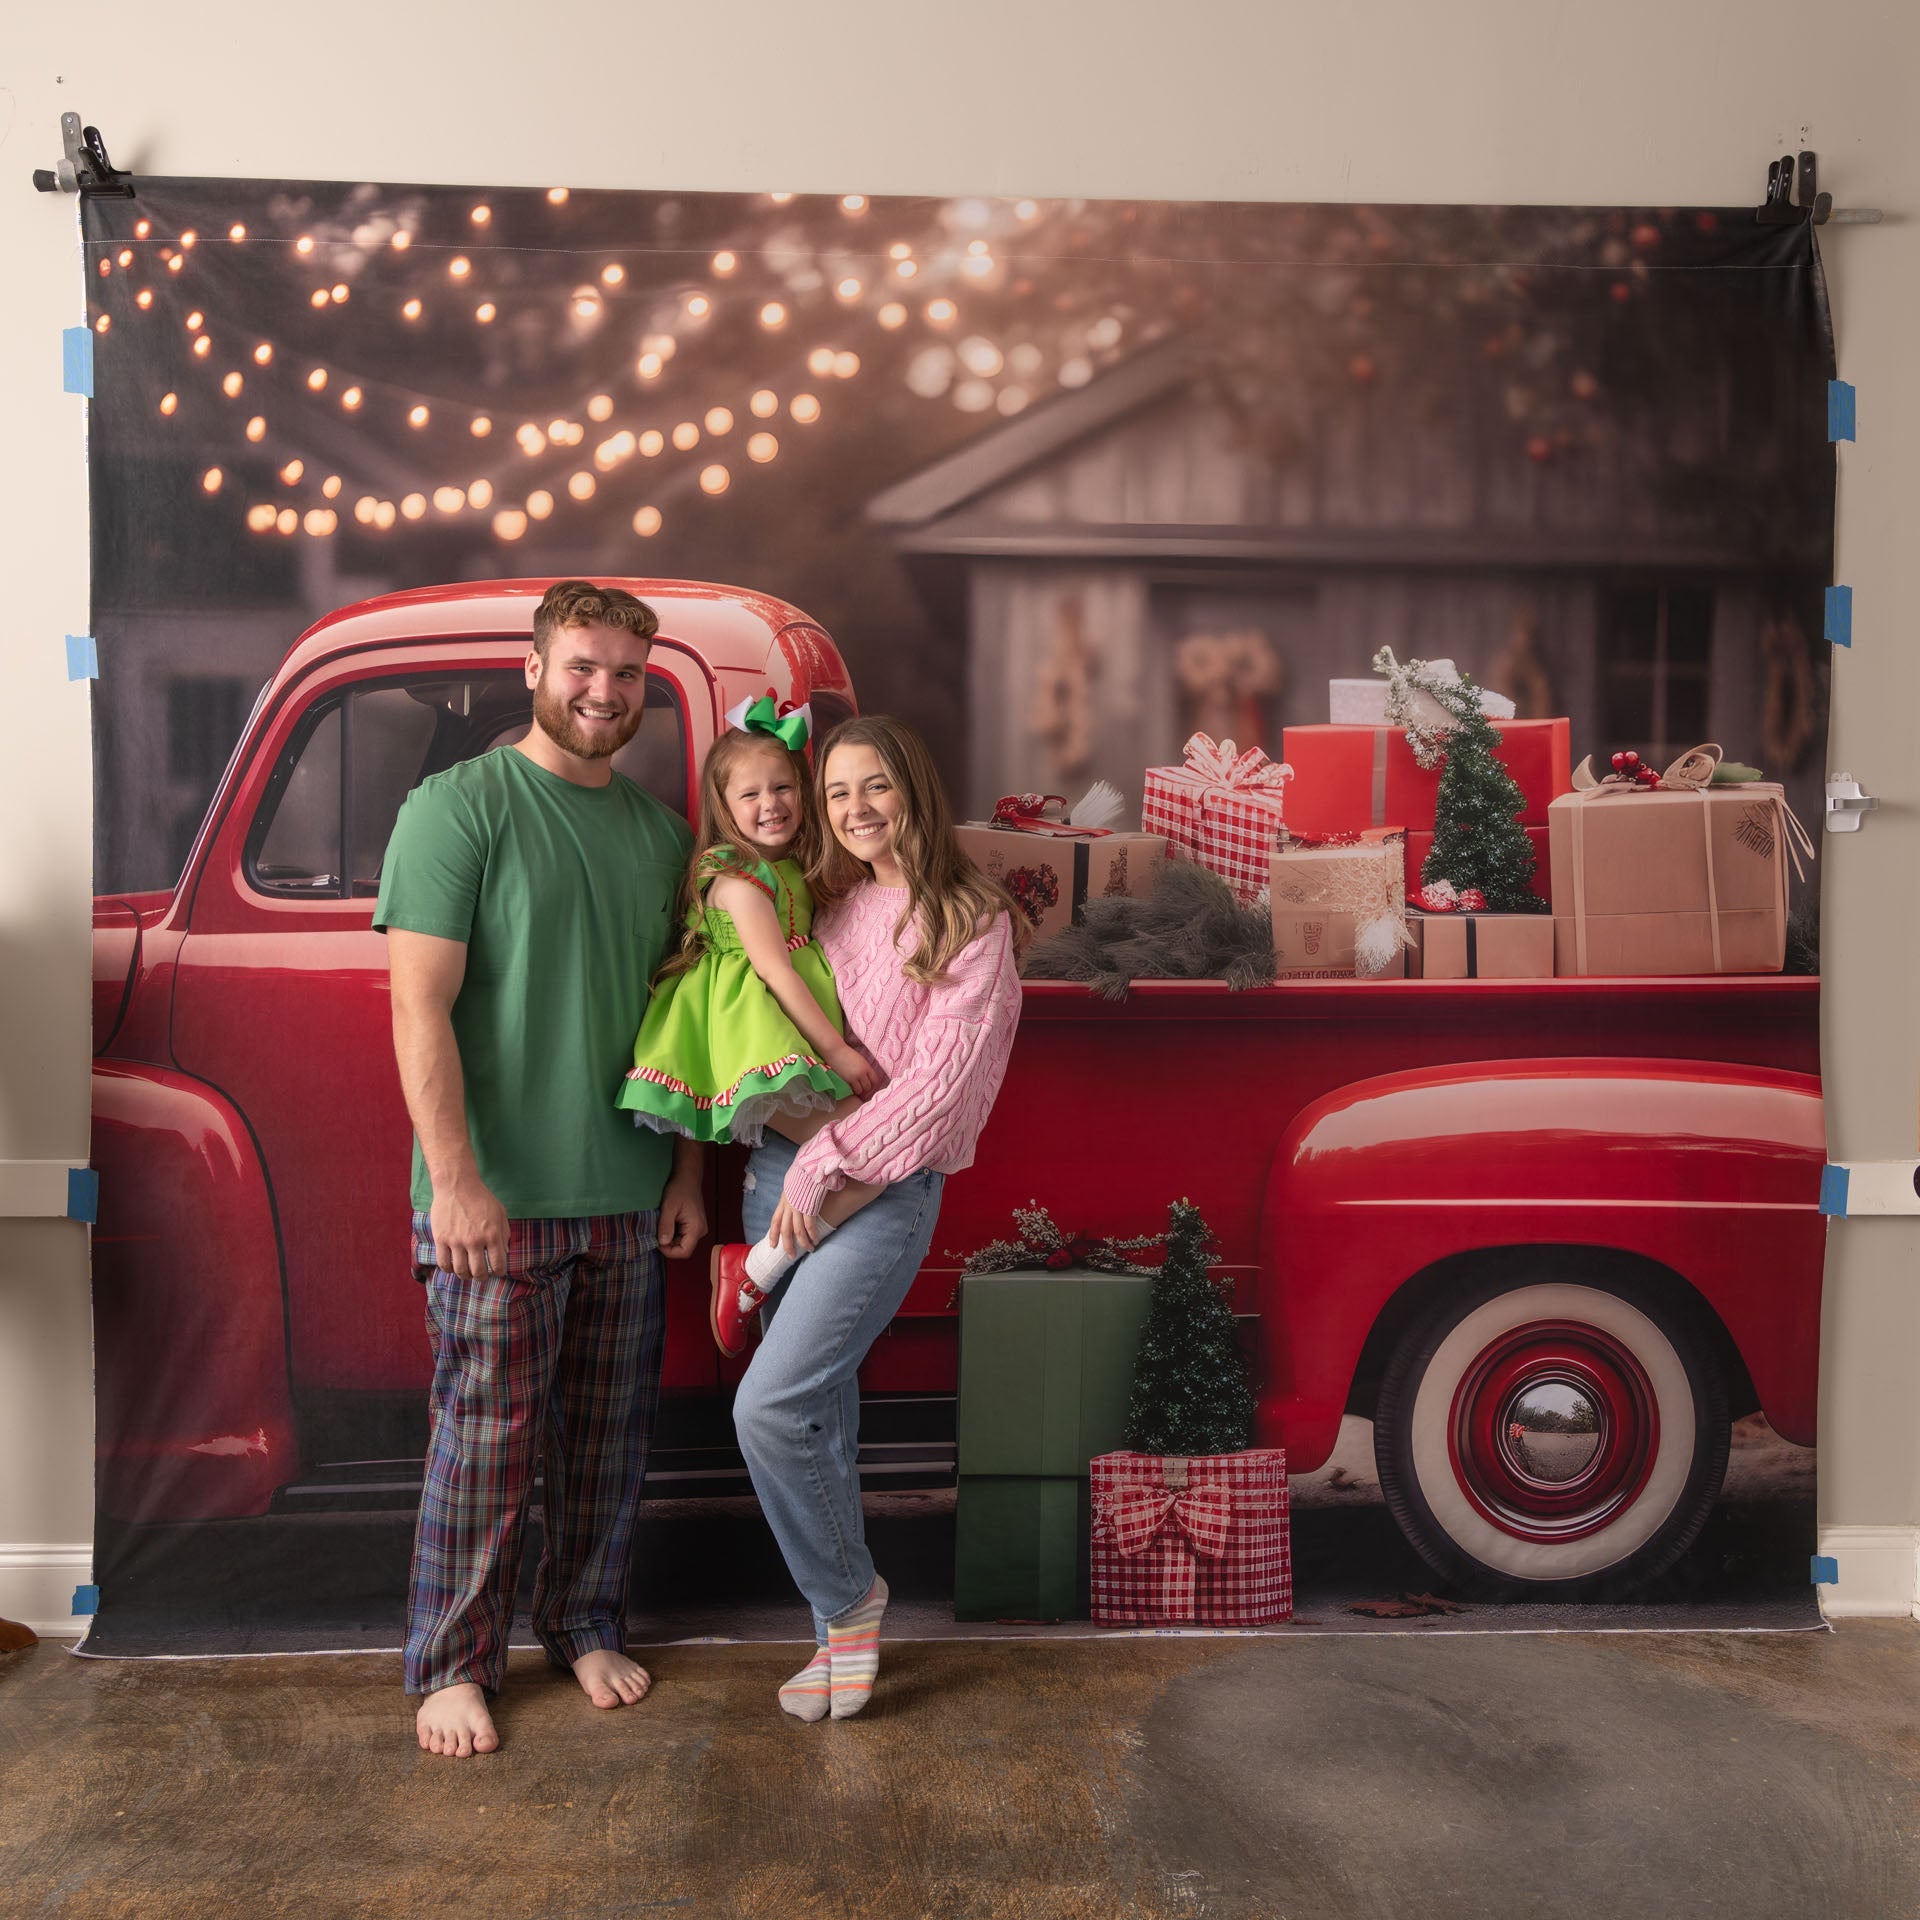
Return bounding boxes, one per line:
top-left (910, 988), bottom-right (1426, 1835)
top-left (374, 745), bottom-right (693, 1218)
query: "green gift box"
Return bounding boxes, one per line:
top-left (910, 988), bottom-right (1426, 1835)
top-left (954, 1272), bottom-right (1153, 1619)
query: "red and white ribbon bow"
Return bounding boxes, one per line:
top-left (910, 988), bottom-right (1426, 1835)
top-left (1099, 1480), bottom-right (1234, 1621)
top-left (1181, 732), bottom-right (1294, 801)
top-left (989, 793), bottom-right (1109, 838)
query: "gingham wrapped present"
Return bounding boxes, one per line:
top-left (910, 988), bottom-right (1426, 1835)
top-left (1089, 1448), bottom-right (1291, 1626)
top-left (1142, 734), bottom-right (1294, 903)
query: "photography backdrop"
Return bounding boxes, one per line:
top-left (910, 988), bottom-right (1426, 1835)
top-left (81, 178), bottom-right (1833, 1641)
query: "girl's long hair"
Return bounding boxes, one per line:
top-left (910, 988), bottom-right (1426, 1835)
top-left (809, 714), bottom-right (1024, 983)
top-left (656, 730), bottom-right (822, 980)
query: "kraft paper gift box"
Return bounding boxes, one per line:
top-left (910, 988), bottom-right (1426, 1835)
top-left (1269, 831), bottom-right (1410, 980)
top-left (1281, 718), bottom-right (1571, 841)
top-left (957, 808), bottom-right (1166, 969)
top-left (954, 1272), bottom-right (1154, 1620)
top-left (1141, 733), bottom-right (1293, 904)
top-left (1089, 1449), bottom-right (1292, 1627)
top-left (1409, 910), bottom-right (1556, 980)
top-left (1405, 825), bottom-right (1552, 908)
top-left (1547, 781), bottom-right (1808, 976)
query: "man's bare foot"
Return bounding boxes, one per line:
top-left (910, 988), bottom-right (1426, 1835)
top-left (416, 1681), bottom-right (498, 1758)
top-left (572, 1647), bottom-right (651, 1709)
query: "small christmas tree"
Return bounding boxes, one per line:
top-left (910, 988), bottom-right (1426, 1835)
top-left (1123, 1200), bottom-right (1254, 1456)
top-left (1373, 647), bottom-right (1543, 913)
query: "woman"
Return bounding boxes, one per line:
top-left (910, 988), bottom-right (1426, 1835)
top-left (725, 715), bottom-right (1024, 1721)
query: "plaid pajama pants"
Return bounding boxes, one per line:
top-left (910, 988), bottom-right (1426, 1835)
top-left (403, 1209), bottom-right (664, 1697)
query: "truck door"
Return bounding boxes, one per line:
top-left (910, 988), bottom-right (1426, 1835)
top-left (169, 641), bottom-right (710, 1473)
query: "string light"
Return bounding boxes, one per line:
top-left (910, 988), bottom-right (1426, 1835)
top-left (840, 195), bottom-right (868, 213)
top-left (768, 191), bottom-right (794, 204)
top-left (837, 277), bottom-right (863, 302)
top-left (94, 314), bottom-right (111, 334)
top-left (494, 508), bottom-right (528, 539)
top-left (449, 257), bottom-right (472, 280)
top-left (958, 337), bottom-right (1002, 377)
top-left (686, 294), bottom-right (711, 319)
top-left (747, 433), bottom-right (778, 463)
top-left (588, 394), bottom-right (614, 422)
top-left (228, 223), bottom-right (248, 242)
top-left (807, 347), bottom-right (836, 376)
top-left (304, 509), bottom-right (337, 536)
top-left (193, 335), bottom-right (213, 357)
top-left (632, 506), bottom-right (662, 536)
top-left (475, 302), bottom-right (496, 323)
top-left (699, 464), bottom-right (731, 494)
top-left (602, 263), bottom-right (625, 287)
top-left (834, 351), bottom-right (860, 378)
top-left (247, 505), bottom-right (277, 531)
top-left (671, 421), bottom-right (700, 451)
top-left (546, 188), bottom-right (570, 205)
top-left (878, 303), bottom-right (907, 329)
top-left (341, 387), bottom-right (364, 410)
top-left (295, 236), bottom-right (314, 255)
top-left (638, 429), bottom-right (664, 456)
top-left (391, 230), bottom-right (413, 251)
top-left (434, 487), bottom-right (466, 513)
top-left (354, 497), bottom-right (378, 524)
top-left (471, 416), bottom-right (492, 436)
top-left (471, 204), bottom-right (491, 226)
top-left (571, 288), bottom-right (601, 320)
top-left (254, 343), bottom-right (274, 365)
top-left (402, 299), bottom-right (422, 321)
top-left (159, 393), bottom-right (178, 416)
top-left (307, 368), bottom-right (329, 391)
top-left (759, 302), bottom-right (787, 329)
top-left (245, 417), bottom-right (267, 442)
top-left (749, 390), bottom-right (779, 418)
top-left (567, 472), bottom-right (596, 500)
top-left (401, 493), bottom-right (427, 520)
top-left (279, 458), bottom-right (303, 483)
top-left (790, 393), bottom-right (821, 424)
top-left (712, 251), bottom-right (738, 275)
top-left (1015, 199), bottom-right (1040, 220)
top-left (276, 508), bottom-right (298, 534)
top-left (889, 243), bottom-right (913, 260)
top-left (526, 490), bottom-right (554, 519)
top-left (373, 501), bottom-right (397, 529)
top-left (409, 405), bottom-right (430, 428)
top-left (894, 260), bottom-right (918, 280)
top-left (704, 406), bottom-right (734, 435)
top-left (926, 298), bottom-right (957, 325)
top-left (221, 371), bottom-right (244, 397)
top-left (469, 478), bottom-right (493, 508)
top-left (185, 311), bottom-right (204, 330)
top-left (321, 474), bottom-right (342, 498)
top-left (117, 248), bottom-right (134, 267)
top-left (310, 290), bottom-right (330, 308)
top-left (636, 352), bottom-right (665, 380)
top-left (201, 467), bottom-right (222, 493)
top-left (330, 283), bottom-right (350, 303)
top-left (516, 424), bottom-right (548, 455)
top-left (97, 258), bottom-right (111, 278)
top-left (136, 290), bottom-right (154, 310)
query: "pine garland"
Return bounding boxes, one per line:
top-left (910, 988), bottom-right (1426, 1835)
top-left (1123, 1199), bottom-right (1255, 1457)
top-left (953, 1204), bottom-right (1162, 1277)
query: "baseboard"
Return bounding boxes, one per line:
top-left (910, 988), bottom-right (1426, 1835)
top-left (0, 1542), bottom-right (94, 1637)
top-left (1814, 1524), bottom-right (1920, 1619)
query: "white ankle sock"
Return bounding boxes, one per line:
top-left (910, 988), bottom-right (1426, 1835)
top-left (741, 1219), bottom-right (835, 1306)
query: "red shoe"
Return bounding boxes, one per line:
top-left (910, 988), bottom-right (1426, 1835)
top-left (709, 1244), bottom-right (769, 1358)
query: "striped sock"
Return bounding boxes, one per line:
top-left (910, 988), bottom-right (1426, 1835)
top-left (827, 1574), bottom-right (888, 1720)
top-left (778, 1647), bottom-right (832, 1723)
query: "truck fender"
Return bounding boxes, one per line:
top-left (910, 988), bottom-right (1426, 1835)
top-left (92, 1060), bottom-right (296, 1522)
top-left (1255, 1057), bottom-right (1825, 1470)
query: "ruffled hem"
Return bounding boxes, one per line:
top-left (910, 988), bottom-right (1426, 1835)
top-left (617, 1054), bottom-right (850, 1147)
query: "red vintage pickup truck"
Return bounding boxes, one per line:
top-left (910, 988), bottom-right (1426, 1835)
top-left (91, 580), bottom-right (1825, 1598)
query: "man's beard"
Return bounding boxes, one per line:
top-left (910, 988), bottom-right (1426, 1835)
top-left (531, 674), bottom-right (645, 760)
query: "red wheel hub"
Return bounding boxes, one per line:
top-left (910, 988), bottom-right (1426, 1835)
top-left (1446, 1321), bottom-right (1660, 1543)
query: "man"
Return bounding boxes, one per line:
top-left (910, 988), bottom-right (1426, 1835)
top-left (375, 579), bottom-right (704, 1759)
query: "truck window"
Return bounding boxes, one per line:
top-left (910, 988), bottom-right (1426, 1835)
top-left (245, 669), bottom-right (688, 899)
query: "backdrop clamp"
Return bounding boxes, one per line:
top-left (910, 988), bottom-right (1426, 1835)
top-left (1754, 150), bottom-right (1878, 228)
top-left (31, 113), bottom-right (135, 199)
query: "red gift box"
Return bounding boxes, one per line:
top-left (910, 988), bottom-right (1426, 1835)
top-left (1404, 826), bottom-right (1552, 907)
top-left (1281, 719), bottom-right (1572, 840)
top-left (1142, 734), bottom-right (1294, 904)
top-left (1089, 1449), bottom-right (1291, 1626)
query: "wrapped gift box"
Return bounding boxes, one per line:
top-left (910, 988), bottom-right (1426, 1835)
top-left (1270, 831), bottom-right (1409, 980)
top-left (954, 1271), bottom-right (1154, 1620)
top-left (1405, 826), bottom-right (1551, 907)
top-left (1409, 910), bottom-right (1555, 980)
top-left (1547, 784), bottom-right (1803, 976)
top-left (958, 820), bottom-right (1166, 966)
top-left (1142, 733), bottom-right (1293, 903)
top-left (1089, 1449), bottom-right (1292, 1626)
top-left (1281, 718), bottom-right (1571, 840)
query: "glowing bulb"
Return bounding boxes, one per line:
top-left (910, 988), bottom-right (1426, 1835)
top-left (834, 351), bottom-right (860, 378)
top-left (135, 289), bottom-right (154, 309)
top-left (401, 493), bottom-right (426, 520)
top-left (704, 407), bottom-right (734, 435)
top-left (747, 432), bottom-right (778, 463)
top-left (807, 347), bottom-right (836, 376)
top-left (548, 419), bottom-right (578, 444)
top-left (686, 293), bottom-right (710, 319)
top-left (279, 459), bottom-right (303, 484)
top-left (192, 335), bottom-right (212, 357)
top-left (310, 290), bottom-right (329, 308)
top-left (245, 417), bottom-right (267, 442)
top-left (644, 334), bottom-right (677, 362)
top-left (247, 504), bottom-right (276, 531)
top-left (468, 478), bottom-right (493, 509)
top-left (253, 342), bottom-right (274, 365)
top-left (759, 301), bottom-right (787, 329)
top-left (632, 505), bottom-right (662, 537)
top-left (638, 429), bottom-right (664, 457)
top-left (201, 467), bottom-right (222, 492)
top-left (958, 336), bottom-right (1002, 377)
top-left (636, 352), bottom-right (664, 380)
top-left (321, 474), bottom-right (342, 498)
top-left (769, 191), bottom-right (794, 204)
top-left (1015, 199), bottom-right (1039, 220)
top-left (331, 283), bottom-right (349, 303)
top-left (841, 194), bottom-right (867, 213)
top-left (185, 311), bottom-right (204, 330)
top-left (567, 472), bottom-right (595, 501)
top-left (475, 301), bottom-right (496, 323)
top-left (449, 256), bottom-right (471, 280)
top-left (588, 393), bottom-right (614, 422)
top-left (303, 509), bottom-right (336, 536)
top-left (893, 260), bottom-right (917, 280)
top-left (967, 239), bottom-right (990, 256)
top-left (546, 187), bottom-right (570, 204)
top-left (159, 393), bottom-right (179, 416)
top-left (373, 501), bottom-right (397, 529)
top-left (307, 368), bottom-right (328, 391)
top-left (94, 314), bottom-right (111, 334)
top-left (926, 298), bottom-right (956, 325)
top-left (878, 302), bottom-right (907, 329)
top-left (672, 421), bottom-right (700, 451)
top-left (750, 389), bottom-right (779, 418)
top-left (699, 463), bottom-right (731, 495)
top-left (276, 508), bottom-right (298, 535)
top-left (135, 220), bottom-right (150, 238)
top-left (409, 405), bottom-right (430, 428)
top-left (889, 243), bottom-right (913, 261)
top-left (516, 425), bottom-right (547, 456)
top-left (526, 489), bottom-right (554, 520)
top-left (471, 416), bottom-right (492, 437)
top-left (97, 259), bottom-right (110, 278)
top-left (1087, 316), bottom-right (1124, 350)
top-left (354, 497), bottom-right (377, 524)
top-left (116, 248), bottom-right (133, 267)
top-left (434, 487), bottom-right (466, 513)
top-left (295, 235), bottom-right (314, 255)
top-left (837, 277), bottom-right (863, 302)
top-left (402, 298), bottom-right (422, 321)
top-left (390, 230), bottom-right (413, 252)
top-left (712, 250), bottom-right (738, 275)
top-left (494, 508), bottom-right (528, 540)
top-left (167, 255), bottom-right (185, 274)
top-left (962, 253), bottom-right (995, 278)
top-left (222, 371), bottom-right (244, 397)
top-left (790, 393), bottom-right (821, 424)
top-left (470, 204), bottom-right (491, 226)
top-left (341, 387), bottom-right (363, 410)
top-left (602, 263), bottom-right (625, 287)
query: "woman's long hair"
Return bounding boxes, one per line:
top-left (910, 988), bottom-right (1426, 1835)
top-left (656, 730), bottom-right (821, 980)
top-left (809, 714), bottom-right (1024, 983)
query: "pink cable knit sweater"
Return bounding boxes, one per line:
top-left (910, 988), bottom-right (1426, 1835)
top-left (784, 882), bottom-right (1023, 1215)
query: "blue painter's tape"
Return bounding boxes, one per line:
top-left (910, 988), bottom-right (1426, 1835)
top-left (71, 1583), bottom-right (100, 1615)
top-left (66, 1167), bottom-right (99, 1225)
top-left (1810, 1556), bottom-right (1838, 1586)
top-left (1818, 1164), bottom-right (1850, 1218)
top-left (62, 326), bottom-right (94, 397)
top-left (1828, 380), bottom-right (1856, 442)
top-left (1823, 585), bottom-right (1853, 648)
top-left (66, 634), bottom-right (99, 681)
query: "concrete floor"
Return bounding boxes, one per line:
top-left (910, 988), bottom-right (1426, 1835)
top-left (3, 1625), bottom-right (1917, 1919)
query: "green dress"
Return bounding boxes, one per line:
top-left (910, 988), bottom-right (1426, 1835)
top-left (617, 848), bottom-right (853, 1145)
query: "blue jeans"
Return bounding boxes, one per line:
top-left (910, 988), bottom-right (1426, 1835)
top-left (733, 1133), bottom-right (945, 1640)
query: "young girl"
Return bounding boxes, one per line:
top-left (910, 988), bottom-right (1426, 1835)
top-left (616, 703), bottom-right (887, 1354)
top-left (722, 715), bottom-right (1025, 1721)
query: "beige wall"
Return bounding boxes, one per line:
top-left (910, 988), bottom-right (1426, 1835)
top-left (4, 0), bottom-right (1916, 1625)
